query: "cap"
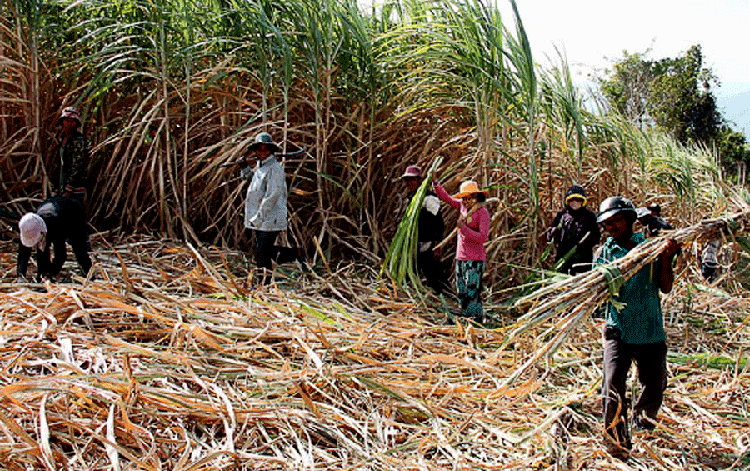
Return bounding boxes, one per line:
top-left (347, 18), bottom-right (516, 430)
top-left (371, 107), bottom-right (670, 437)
top-left (58, 106), bottom-right (82, 127)
top-left (401, 165), bottom-right (423, 179)
top-left (19, 213), bottom-right (47, 249)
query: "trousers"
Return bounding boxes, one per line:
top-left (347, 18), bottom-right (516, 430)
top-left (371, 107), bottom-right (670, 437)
top-left (602, 325), bottom-right (667, 448)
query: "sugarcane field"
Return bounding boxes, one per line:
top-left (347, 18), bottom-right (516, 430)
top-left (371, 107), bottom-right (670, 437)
top-left (1, 0), bottom-right (749, 469)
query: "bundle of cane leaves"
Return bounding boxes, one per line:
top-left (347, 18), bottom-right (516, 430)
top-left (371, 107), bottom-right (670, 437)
top-left (1, 229), bottom-right (750, 469)
top-left (500, 211), bottom-right (750, 386)
top-left (381, 157), bottom-right (443, 290)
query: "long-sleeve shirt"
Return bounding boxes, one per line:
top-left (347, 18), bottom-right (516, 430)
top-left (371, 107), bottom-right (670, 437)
top-left (402, 190), bottom-right (445, 252)
top-left (549, 206), bottom-right (600, 263)
top-left (242, 155), bottom-right (288, 232)
top-left (58, 131), bottom-right (89, 197)
top-left (433, 182), bottom-right (490, 261)
top-left (17, 197), bottom-right (91, 281)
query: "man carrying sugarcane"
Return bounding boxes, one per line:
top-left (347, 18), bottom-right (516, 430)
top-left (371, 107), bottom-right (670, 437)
top-left (241, 132), bottom-right (306, 285)
top-left (594, 196), bottom-right (681, 460)
top-left (400, 165), bottom-right (449, 294)
top-left (546, 185), bottom-right (600, 275)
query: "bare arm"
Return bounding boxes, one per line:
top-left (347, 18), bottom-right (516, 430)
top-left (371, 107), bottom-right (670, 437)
top-left (659, 238), bottom-right (681, 293)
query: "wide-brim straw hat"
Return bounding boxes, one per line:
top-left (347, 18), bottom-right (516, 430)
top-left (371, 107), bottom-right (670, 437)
top-left (453, 181), bottom-right (487, 199)
top-left (58, 106), bottom-right (82, 127)
top-left (248, 132), bottom-right (280, 153)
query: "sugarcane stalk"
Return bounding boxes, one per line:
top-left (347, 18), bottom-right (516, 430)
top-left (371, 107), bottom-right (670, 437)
top-left (501, 210), bottom-right (750, 385)
top-left (381, 157), bottom-right (443, 290)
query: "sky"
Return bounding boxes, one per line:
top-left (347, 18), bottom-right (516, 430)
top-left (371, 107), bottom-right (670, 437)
top-left (496, 0), bottom-right (750, 137)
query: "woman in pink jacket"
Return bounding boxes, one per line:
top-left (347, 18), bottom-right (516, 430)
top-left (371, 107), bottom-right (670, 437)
top-left (432, 174), bottom-right (491, 322)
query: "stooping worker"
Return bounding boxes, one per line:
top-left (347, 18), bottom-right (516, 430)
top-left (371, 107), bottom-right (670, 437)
top-left (431, 172), bottom-right (490, 323)
top-left (241, 132), bottom-right (307, 284)
top-left (593, 196), bottom-right (681, 460)
top-left (56, 106), bottom-right (89, 205)
top-left (400, 165), bottom-right (449, 294)
top-left (16, 196), bottom-right (92, 282)
top-left (546, 185), bottom-right (600, 275)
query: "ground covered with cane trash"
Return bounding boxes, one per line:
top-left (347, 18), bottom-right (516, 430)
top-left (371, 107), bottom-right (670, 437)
top-left (0, 235), bottom-right (748, 471)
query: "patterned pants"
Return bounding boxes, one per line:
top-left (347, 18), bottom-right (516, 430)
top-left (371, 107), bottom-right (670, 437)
top-left (455, 260), bottom-right (485, 321)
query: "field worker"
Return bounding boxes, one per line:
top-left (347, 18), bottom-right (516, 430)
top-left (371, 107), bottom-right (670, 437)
top-left (546, 185), bottom-right (600, 275)
top-left (56, 106), bottom-right (89, 205)
top-left (700, 238), bottom-right (720, 282)
top-left (400, 165), bottom-right (449, 294)
top-left (432, 172), bottom-right (490, 323)
top-left (594, 196), bottom-right (681, 460)
top-left (241, 132), bottom-right (306, 284)
top-left (647, 203), bottom-right (661, 218)
top-left (636, 206), bottom-right (673, 237)
top-left (16, 196), bottom-right (92, 282)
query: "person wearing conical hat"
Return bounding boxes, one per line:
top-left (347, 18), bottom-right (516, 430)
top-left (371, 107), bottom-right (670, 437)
top-left (56, 106), bottom-right (89, 205)
top-left (241, 132), bottom-right (307, 284)
top-left (546, 185), bottom-right (600, 275)
top-left (400, 165), bottom-right (449, 294)
top-left (16, 196), bottom-right (92, 282)
top-left (432, 173), bottom-right (490, 323)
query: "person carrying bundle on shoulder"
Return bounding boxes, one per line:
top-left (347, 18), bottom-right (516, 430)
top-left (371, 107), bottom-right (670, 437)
top-left (241, 132), bottom-right (307, 285)
top-left (400, 165), bottom-right (449, 295)
top-left (16, 196), bottom-right (92, 283)
top-left (593, 196), bottom-right (681, 461)
top-left (432, 172), bottom-right (490, 323)
top-left (546, 185), bottom-right (600, 275)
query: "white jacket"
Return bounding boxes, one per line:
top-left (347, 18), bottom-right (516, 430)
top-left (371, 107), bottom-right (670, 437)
top-left (243, 156), bottom-right (287, 232)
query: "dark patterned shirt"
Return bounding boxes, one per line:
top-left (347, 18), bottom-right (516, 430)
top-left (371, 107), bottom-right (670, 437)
top-left (58, 131), bottom-right (89, 197)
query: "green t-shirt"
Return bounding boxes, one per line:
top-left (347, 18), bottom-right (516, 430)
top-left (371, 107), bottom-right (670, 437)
top-left (594, 232), bottom-right (666, 344)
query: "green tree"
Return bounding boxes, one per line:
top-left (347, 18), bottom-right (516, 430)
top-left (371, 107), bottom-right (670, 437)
top-left (598, 51), bottom-right (653, 125)
top-left (647, 45), bottom-right (721, 145)
top-left (599, 44), bottom-right (747, 175)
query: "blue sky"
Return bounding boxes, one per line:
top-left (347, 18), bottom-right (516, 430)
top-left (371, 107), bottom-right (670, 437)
top-left (498, 0), bottom-right (749, 137)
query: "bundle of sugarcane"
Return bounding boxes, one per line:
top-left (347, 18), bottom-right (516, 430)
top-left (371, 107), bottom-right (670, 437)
top-left (381, 157), bottom-right (443, 290)
top-left (500, 209), bottom-right (750, 386)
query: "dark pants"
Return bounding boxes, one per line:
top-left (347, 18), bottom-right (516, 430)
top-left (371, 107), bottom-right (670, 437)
top-left (250, 230), bottom-right (298, 284)
top-left (417, 249), bottom-right (448, 294)
top-left (701, 263), bottom-right (717, 282)
top-left (602, 325), bottom-right (667, 448)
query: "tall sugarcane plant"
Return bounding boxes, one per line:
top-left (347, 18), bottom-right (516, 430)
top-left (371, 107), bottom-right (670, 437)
top-left (0, 0), bottom-right (739, 288)
top-left (381, 157), bottom-right (442, 290)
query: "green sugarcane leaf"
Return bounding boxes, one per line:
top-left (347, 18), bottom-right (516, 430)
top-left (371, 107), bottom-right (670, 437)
top-left (381, 157), bottom-right (443, 289)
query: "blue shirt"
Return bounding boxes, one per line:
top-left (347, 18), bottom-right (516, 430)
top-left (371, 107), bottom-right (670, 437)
top-left (594, 232), bottom-right (666, 344)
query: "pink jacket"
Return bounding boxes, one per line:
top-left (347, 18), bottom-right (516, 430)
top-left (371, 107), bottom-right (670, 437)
top-left (433, 182), bottom-right (490, 261)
